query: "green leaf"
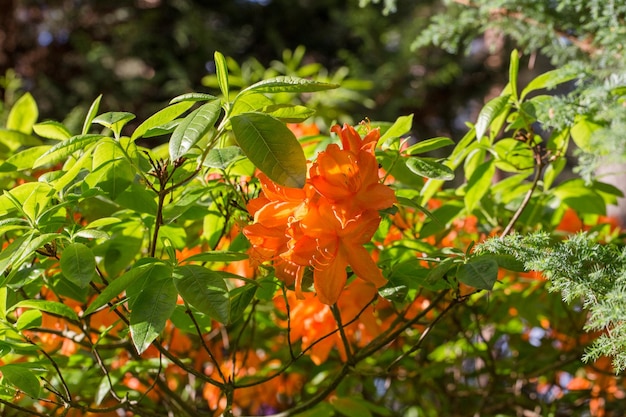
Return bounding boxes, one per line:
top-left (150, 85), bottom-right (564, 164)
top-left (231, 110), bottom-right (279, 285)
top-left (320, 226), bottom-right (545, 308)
top-left (379, 114), bottom-right (414, 142)
top-left (130, 275), bottom-right (177, 354)
top-left (131, 101), bottom-right (194, 141)
top-left (181, 251), bottom-right (248, 263)
top-left (475, 94), bottom-right (511, 142)
top-left (10, 300), bottom-right (79, 321)
top-left (82, 95), bottom-right (103, 135)
top-left (169, 92), bottom-right (218, 104)
top-left (204, 147), bottom-right (244, 169)
top-left (0, 129), bottom-right (41, 152)
top-left (93, 112), bottom-right (135, 137)
top-left (33, 134), bottom-right (102, 168)
top-left (262, 104), bottom-right (315, 123)
top-left (405, 157), bottom-right (454, 181)
top-left (424, 257), bottom-right (457, 290)
top-left (331, 397), bottom-right (373, 417)
top-left (60, 243), bottom-right (96, 288)
top-left (553, 179), bottom-right (606, 215)
top-left (173, 265), bottom-right (230, 324)
top-left (0, 146), bottom-right (51, 172)
top-left (239, 76), bottom-right (338, 95)
top-left (7, 93), bottom-right (38, 134)
top-left (464, 159), bottom-right (495, 213)
top-left (521, 68), bottom-right (578, 100)
top-left (85, 262), bottom-right (167, 316)
top-left (0, 364), bottom-right (41, 398)
top-left (169, 99), bottom-right (222, 161)
top-left (33, 121), bottom-right (71, 141)
top-left (231, 112), bottom-right (307, 187)
top-left (571, 115), bottom-right (601, 153)
top-left (230, 93), bottom-right (274, 116)
top-left (405, 137), bottom-right (454, 155)
top-left (456, 256), bottom-right (499, 290)
top-left (509, 50), bottom-right (519, 101)
top-left (214, 51), bottom-right (230, 98)
top-left (229, 284), bottom-right (257, 323)
top-left (0, 182), bottom-right (54, 220)
top-left (15, 309), bottom-right (43, 331)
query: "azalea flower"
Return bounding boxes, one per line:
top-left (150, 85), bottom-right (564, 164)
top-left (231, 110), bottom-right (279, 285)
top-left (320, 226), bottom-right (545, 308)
top-left (243, 122), bottom-right (397, 304)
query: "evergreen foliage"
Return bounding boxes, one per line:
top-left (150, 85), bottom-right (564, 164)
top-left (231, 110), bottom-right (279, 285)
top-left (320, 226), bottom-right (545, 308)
top-left (478, 232), bottom-right (626, 371)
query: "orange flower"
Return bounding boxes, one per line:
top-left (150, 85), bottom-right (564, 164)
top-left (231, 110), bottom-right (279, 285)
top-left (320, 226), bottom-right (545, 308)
top-left (243, 123), bottom-right (396, 304)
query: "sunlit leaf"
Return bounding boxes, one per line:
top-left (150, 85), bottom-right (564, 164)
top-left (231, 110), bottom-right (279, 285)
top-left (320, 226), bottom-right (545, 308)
top-left (33, 121), bottom-right (71, 141)
top-left (169, 92), bottom-right (218, 104)
top-left (82, 95), bottom-right (103, 135)
top-left (215, 51), bottom-right (230, 98)
top-left (10, 299), bottom-right (79, 321)
top-left (379, 114), bottom-right (414, 142)
top-left (405, 137), bottom-right (454, 155)
top-left (239, 76), bottom-right (338, 95)
top-left (131, 101), bottom-right (194, 141)
top-left (169, 99), bottom-right (221, 161)
top-left (464, 159), bottom-right (495, 213)
top-left (33, 134), bottom-right (103, 168)
top-left (173, 265), bottom-right (230, 323)
top-left (406, 157), bottom-right (454, 180)
top-left (475, 94), bottom-right (511, 141)
top-left (60, 243), bottom-right (96, 288)
top-left (231, 112), bottom-right (307, 187)
top-left (7, 93), bottom-right (38, 134)
top-left (130, 274), bottom-right (177, 354)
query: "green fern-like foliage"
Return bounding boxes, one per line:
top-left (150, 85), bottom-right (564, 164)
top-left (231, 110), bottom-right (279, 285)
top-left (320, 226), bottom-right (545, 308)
top-left (477, 232), bottom-right (626, 371)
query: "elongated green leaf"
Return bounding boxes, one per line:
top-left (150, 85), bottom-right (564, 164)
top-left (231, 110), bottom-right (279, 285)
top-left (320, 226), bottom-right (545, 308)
top-left (231, 112), bottom-right (307, 187)
top-left (464, 159), bottom-right (495, 213)
top-left (230, 93), bottom-right (274, 116)
top-left (406, 157), bottom-right (454, 180)
top-left (0, 146), bottom-right (51, 172)
top-left (509, 50), bottom-right (519, 101)
top-left (82, 95), bottom-right (103, 135)
top-left (239, 76), bottom-right (338, 95)
top-left (262, 104), bottom-right (315, 123)
top-left (131, 101), bottom-right (194, 141)
top-left (0, 364), bottom-right (41, 398)
top-left (0, 129), bottom-right (42, 152)
top-left (0, 233), bottom-right (33, 278)
top-left (93, 112), bottom-right (135, 138)
top-left (380, 114), bottom-right (414, 142)
top-left (173, 265), bottom-right (229, 323)
top-left (169, 92), bottom-right (218, 104)
top-left (7, 93), bottom-right (38, 134)
top-left (52, 145), bottom-right (93, 192)
top-left (10, 299), bottom-right (79, 321)
top-left (457, 256), bottom-right (499, 290)
top-left (181, 251), bottom-right (248, 263)
top-left (33, 134), bottom-right (103, 168)
top-left (169, 99), bottom-right (221, 161)
top-left (84, 262), bottom-right (167, 316)
top-left (215, 51), bottom-right (230, 98)
top-left (571, 115), bottom-right (601, 153)
top-left (475, 94), bottom-right (511, 142)
top-left (16, 309), bottom-right (43, 331)
top-left (33, 121), bottom-right (71, 140)
top-left (204, 147), bottom-right (243, 169)
top-left (405, 137), bottom-right (454, 155)
top-left (521, 68), bottom-right (578, 100)
top-left (60, 243), bottom-right (96, 288)
top-left (229, 284), bottom-right (257, 324)
top-left (130, 276), bottom-right (177, 354)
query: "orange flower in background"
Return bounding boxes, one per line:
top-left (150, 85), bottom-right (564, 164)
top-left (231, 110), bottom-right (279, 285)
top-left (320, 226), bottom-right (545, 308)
top-left (243, 122), bottom-right (396, 304)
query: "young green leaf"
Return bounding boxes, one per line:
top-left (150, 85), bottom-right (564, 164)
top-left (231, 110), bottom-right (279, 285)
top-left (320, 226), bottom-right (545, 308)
top-left (520, 68), bottom-right (578, 100)
top-left (169, 99), bottom-right (222, 161)
top-left (231, 112), bottom-right (307, 188)
top-left (15, 309), bottom-right (43, 331)
top-left (82, 95), bottom-right (103, 135)
top-left (93, 112), bottom-right (136, 138)
top-left (203, 147), bottom-right (244, 170)
top-left (130, 275), bottom-right (178, 354)
top-left (60, 243), bottom-right (96, 288)
top-left (475, 94), bottom-right (511, 142)
top-left (0, 146), bottom-right (51, 172)
top-left (33, 121), bottom-right (71, 141)
top-left (33, 134), bottom-right (103, 168)
top-left (7, 92), bottom-right (38, 135)
top-left (169, 92), bottom-right (218, 104)
top-left (405, 157), bottom-right (454, 181)
top-left (131, 101), bottom-right (194, 141)
top-left (262, 104), bottom-right (315, 123)
top-left (509, 49), bottom-right (519, 101)
top-left (464, 159), bottom-right (495, 213)
top-left (229, 284), bottom-right (257, 324)
top-left (379, 114), bottom-right (414, 142)
top-left (239, 76), bottom-right (338, 95)
top-left (181, 251), bottom-right (248, 263)
top-left (10, 300), bottom-right (79, 321)
top-left (405, 137), bottom-right (454, 155)
top-left (173, 265), bottom-right (230, 323)
top-left (214, 51), bottom-right (230, 99)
